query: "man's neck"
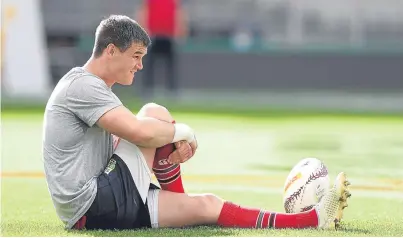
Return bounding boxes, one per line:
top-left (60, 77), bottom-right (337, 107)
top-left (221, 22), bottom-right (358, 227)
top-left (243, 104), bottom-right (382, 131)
top-left (83, 57), bottom-right (115, 87)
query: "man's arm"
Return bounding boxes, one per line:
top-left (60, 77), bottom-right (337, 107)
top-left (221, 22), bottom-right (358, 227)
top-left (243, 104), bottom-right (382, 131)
top-left (97, 105), bottom-right (193, 148)
top-left (65, 75), bottom-right (194, 148)
top-left (175, 5), bottom-right (189, 40)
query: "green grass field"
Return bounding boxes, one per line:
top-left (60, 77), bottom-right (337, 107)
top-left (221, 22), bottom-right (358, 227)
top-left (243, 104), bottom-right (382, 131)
top-left (2, 111), bottom-right (403, 236)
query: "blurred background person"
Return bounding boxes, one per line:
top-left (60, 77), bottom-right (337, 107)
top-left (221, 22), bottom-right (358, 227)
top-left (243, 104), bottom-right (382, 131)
top-left (136, 0), bottom-right (189, 100)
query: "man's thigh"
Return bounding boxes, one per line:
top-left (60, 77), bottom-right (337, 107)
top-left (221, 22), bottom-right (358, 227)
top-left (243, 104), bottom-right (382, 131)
top-left (148, 190), bottom-right (224, 228)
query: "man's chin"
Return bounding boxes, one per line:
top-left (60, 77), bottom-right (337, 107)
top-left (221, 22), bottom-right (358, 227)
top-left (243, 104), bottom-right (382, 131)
top-left (119, 78), bottom-right (134, 86)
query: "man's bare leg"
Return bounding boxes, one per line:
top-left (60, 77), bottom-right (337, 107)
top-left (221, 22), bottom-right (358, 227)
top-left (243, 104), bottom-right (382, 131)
top-left (157, 191), bottom-right (223, 227)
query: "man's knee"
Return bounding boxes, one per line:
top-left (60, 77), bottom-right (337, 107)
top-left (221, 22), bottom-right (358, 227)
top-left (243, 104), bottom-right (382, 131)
top-left (198, 193), bottom-right (224, 209)
top-left (137, 103), bottom-right (173, 122)
top-left (193, 193), bottom-right (224, 219)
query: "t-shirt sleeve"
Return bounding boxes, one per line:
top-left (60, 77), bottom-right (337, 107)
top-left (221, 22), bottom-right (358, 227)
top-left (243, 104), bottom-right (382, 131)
top-left (66, 76), bottom-right (122, 127)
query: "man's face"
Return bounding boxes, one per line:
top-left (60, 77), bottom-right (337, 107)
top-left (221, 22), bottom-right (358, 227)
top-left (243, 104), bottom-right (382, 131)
top-left (107, 42), bottom-right (147, 85)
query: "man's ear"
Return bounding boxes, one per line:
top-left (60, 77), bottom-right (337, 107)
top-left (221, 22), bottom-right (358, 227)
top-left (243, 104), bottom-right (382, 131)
top-left (105, 44), bottom-right (116, 57)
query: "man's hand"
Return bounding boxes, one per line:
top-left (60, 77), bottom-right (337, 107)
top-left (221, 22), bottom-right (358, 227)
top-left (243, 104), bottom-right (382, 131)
top-left (167, 141), bottom-right (196, 164)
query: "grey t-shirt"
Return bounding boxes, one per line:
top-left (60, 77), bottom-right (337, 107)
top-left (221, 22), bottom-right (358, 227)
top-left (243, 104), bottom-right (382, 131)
top-left (43, 67), bottom-right (122, 229)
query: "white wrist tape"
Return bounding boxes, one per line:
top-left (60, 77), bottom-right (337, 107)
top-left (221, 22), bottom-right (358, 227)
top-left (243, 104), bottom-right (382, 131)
top-left (173, 123), bottom-right (195, 143)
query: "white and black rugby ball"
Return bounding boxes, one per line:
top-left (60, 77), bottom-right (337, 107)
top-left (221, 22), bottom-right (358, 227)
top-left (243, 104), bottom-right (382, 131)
top-left (283, 158), bottom-right (330, 213)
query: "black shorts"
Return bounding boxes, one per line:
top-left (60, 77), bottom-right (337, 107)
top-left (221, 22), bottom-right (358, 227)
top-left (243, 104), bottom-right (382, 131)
top-left (83, 154), bottom-right (159, 230)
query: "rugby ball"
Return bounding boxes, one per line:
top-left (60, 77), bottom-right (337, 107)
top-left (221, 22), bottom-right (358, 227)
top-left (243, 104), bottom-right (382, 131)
top-left (283, 158), bottom-right (330, 213)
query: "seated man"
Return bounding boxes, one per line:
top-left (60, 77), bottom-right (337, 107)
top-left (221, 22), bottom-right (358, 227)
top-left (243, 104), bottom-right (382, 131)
top-left (42, 15), bottom-right (350, 231)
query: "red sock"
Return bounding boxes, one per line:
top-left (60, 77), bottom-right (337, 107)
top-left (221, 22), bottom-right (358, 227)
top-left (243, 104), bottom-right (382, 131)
top-left (153, 161), bottom-right (185, 193)
top-left (152, 120), bottom-right (185, 193)
top-left (217, 202), bottom-right (318, 229)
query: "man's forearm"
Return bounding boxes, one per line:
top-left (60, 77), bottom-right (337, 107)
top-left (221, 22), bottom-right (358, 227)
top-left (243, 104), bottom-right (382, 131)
top-left (129, 117), bottom-right (175, 148)
top-left (97, 106), bottom-right (194, 148)
top-left (128, 117), bottom-right (195, 148)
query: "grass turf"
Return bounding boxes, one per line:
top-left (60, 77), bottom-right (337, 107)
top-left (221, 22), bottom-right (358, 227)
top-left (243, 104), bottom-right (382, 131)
top-left (2, 111), bottom-right (403, 236)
